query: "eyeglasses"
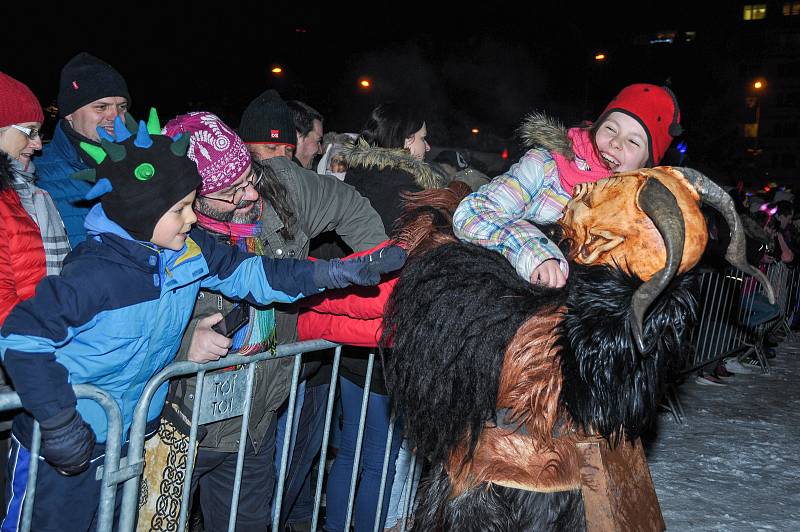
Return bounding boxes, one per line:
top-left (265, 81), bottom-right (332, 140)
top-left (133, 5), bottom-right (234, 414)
top-left (11, 124), bottom-right (42, 140)
top-left (201, 170), bottom-right (264, 205)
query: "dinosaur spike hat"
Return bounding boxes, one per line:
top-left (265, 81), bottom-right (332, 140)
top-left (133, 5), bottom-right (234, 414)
top-left (79, 108), bottom-right (201, 241)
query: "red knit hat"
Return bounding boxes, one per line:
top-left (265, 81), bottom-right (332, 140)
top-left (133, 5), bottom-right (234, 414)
top-left (597, 84), bottom-right (682, 166)
top-left (0, 72), bottom-right (45, 128)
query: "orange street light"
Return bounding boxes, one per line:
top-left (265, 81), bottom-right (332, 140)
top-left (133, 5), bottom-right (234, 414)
top-left (594, 53), bottom-right (606, 61)
top-left (359, 78), bottom-right (371, 88)
top-left (471, 128), bottom-right (480, 134)
top-left (754, 79), bottom-right (766, 90)
top-left (271, 66), bottom-right (283, 75)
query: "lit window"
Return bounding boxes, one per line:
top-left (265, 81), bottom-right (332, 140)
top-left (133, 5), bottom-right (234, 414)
top-left (743, 4), bottom-right (768, 20)
top-left (783, 1), bottom-right (800, 15)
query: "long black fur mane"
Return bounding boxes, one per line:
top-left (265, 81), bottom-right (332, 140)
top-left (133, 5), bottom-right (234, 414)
top-left (381, 241), bottom-right (563, 464)
top-left (558, 264), bottom-right (698, 443)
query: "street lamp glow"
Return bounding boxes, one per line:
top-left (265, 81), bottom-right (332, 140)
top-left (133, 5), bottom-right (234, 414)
top-left (594, 53), bottom-right (606, 61)
top-left (471, 128), bottom-right (479, 134)
top-left (754, 80), bottom-right (764, 89)
top-left (359, 79), bottom-right (371, 88)
top-left (271, 66), bottom-right (283, 74)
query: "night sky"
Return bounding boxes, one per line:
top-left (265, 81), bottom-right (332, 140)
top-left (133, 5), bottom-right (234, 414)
top-left (4, 2), bottom-right (730, 161)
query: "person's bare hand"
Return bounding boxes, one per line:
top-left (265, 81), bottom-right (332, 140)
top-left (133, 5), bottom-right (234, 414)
top-left (530, 259), bottom-right (567, 288)
top-left (187, 313), bottom-right (232, 363)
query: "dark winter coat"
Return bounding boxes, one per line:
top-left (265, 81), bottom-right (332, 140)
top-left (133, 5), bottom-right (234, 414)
top-left (35, 121), bottom-right (94, 247)
top-left (344, 138), bottom-right (447, 232)
top-left (340, 139), bottom-right (447, 394)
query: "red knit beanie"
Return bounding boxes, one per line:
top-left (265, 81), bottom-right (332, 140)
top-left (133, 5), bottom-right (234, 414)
top-left (597, 84), bottom-right (682, 166)
top-left (0, 72), bottom-right (45, 128)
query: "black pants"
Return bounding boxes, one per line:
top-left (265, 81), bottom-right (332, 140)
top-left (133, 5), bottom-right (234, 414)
top-left (1, 434), bottom-right (121, 532)
top-left (191, 418), bottom-right (277, 532)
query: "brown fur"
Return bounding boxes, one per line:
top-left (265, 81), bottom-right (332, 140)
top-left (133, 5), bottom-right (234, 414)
top-left (392, 181), bottom-right (471, 257)
top-left (447, 312), bottom-right (585, 496)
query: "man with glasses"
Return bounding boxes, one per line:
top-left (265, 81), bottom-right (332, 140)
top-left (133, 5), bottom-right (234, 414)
top-left (36, 52), bottom-right (130, 247)
top-left (151, 112), bottom-right (386, 532)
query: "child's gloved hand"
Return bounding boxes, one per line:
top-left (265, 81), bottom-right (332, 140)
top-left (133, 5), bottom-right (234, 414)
top-left (39, 407), bottom-right (96, 476)
top-left (313, 245), bottom-right (407, 289)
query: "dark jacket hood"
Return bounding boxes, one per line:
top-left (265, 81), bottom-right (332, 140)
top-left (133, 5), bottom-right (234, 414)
top-left (342, 138), bottom-right (447, 190)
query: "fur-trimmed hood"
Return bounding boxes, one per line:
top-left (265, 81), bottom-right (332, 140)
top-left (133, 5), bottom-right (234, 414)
top-left (343, 137), bottom-right (447, 190)
top-left (517, 112), bottom-right (576, 160)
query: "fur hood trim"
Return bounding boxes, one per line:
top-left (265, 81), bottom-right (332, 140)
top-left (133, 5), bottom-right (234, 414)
top-left (343, 138), bottom-right (447, 190)
top-left (517, 112), bottom-right (575, 159)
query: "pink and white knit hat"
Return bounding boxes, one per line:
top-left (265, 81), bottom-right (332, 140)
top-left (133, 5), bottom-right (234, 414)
top-left (163, 112), bottom-right (251, 195)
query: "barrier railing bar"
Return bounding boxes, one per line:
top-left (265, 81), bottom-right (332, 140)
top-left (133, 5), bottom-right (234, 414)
top-left (345, 352), bottom-right (375, 532)
top-left (311, 346), bottom-right (342, 532)
top-left (272, 353), bottom-right (303, 531)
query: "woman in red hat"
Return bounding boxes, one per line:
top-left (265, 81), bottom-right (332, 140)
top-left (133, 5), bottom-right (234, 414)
top-left (453, 83), bottom-right (682, 288)
top-left (0, 71), bottom-right (70, 323)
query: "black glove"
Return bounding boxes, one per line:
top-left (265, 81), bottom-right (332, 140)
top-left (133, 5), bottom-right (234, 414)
top-left (39, 407), bottom-right (96, 476)
top-left (313, 245), bottom-right (407, 289)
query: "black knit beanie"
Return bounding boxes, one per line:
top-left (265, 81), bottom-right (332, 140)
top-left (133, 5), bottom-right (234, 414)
top-left (80, 112), bottom-right (201, 241)
top-left (58, 52), bottom-right (131, 117)
top-left (238, 89), bottom-right (297, 146)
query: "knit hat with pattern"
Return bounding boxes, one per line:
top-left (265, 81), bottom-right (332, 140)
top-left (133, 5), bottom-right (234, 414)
top-left (164, 112), bottom-right (251, 195)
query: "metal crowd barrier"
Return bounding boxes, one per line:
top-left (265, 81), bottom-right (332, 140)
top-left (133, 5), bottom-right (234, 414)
top-left (687, 262), bottom-right (800, 374)
top-left (116, 339), bottom-right (422, 532)
top-left (0, 385), bottom-right (122, 532)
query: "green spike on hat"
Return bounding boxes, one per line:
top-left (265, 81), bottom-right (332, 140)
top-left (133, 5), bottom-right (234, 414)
top-left (170, 132), bottom-right (190, 157)
top-left (79, 142), bottom-right (107, 165)
top-left (71, 168), bottom-right (98, 182)
top-left (146, 107), bottom-right (161, 135)
top-left (100, 138), bottom-right (127, 163)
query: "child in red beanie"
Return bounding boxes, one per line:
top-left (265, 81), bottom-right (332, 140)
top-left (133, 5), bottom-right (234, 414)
top-left (453, 83), bottom-right (682, 287)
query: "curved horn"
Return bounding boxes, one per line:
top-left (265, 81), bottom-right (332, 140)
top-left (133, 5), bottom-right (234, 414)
top-left (630, 177), bottom-right (685, 355)
top-left (674, 167), bottom-right (775, 304)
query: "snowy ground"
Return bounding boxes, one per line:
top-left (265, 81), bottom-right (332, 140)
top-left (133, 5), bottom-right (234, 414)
top-left (647, 341), bottom-right (800, 531)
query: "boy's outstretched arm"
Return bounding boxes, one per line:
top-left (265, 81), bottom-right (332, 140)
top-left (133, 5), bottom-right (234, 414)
top-left (192, 228), bottom-right (406, 305)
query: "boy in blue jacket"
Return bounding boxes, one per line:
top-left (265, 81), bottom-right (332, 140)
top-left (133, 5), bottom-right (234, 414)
top-left (0, 112), bottom-right (404, 531)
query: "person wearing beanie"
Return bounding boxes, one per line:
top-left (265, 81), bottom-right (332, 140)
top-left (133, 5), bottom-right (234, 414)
top-left (35, 52), bottom-right (131, 248)
top-left (0, 111), bottom-right (405, 532)
top-left (136, 111), bottom-right (387, 531)
top-left (454, 83), bottom-right (682, 288)
top-left (239, 89), bottom-right (299, 161)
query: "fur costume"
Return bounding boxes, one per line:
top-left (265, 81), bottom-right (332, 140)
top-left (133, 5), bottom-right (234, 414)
top-left (382, 167), bottom-right (773, 531)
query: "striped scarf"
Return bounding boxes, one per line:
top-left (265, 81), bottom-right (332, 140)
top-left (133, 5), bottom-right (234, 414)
top-left (197, 217), bottom-right (277, 357)
top-left (10, 158), bottom-right (71, 275)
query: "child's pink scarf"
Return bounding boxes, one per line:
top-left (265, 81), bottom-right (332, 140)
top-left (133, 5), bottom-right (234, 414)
top-left (551, 128), bottom-right (612, 195)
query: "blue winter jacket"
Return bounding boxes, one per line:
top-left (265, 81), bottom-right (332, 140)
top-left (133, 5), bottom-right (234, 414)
top-left (35, 121), bottom-right (94, 247)
top-left (0, 205), bottom-right (321, 444)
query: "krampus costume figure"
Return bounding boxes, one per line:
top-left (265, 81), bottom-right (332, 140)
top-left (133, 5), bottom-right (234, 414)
top-left (382, 167), bottom-right (773, 531)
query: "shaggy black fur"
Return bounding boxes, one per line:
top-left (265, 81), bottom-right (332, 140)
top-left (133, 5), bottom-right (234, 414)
top-left (383, 235), bottom-right (699, 463)
top-left (381, 241), bottom-right (563, 464)
top-left (558, 265), bottom-right (698, 443)
top-left (412, 464), bottom-right (586, 532)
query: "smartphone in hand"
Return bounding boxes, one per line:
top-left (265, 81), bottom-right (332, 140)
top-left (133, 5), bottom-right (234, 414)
top-left (212, 303), bottom-right (250, 338)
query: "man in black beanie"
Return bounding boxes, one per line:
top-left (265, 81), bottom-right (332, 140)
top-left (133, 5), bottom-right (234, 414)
top-left (239, 89), bottom-right (298, 162)
top-left (35, 52), bottom-right (131, 247)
